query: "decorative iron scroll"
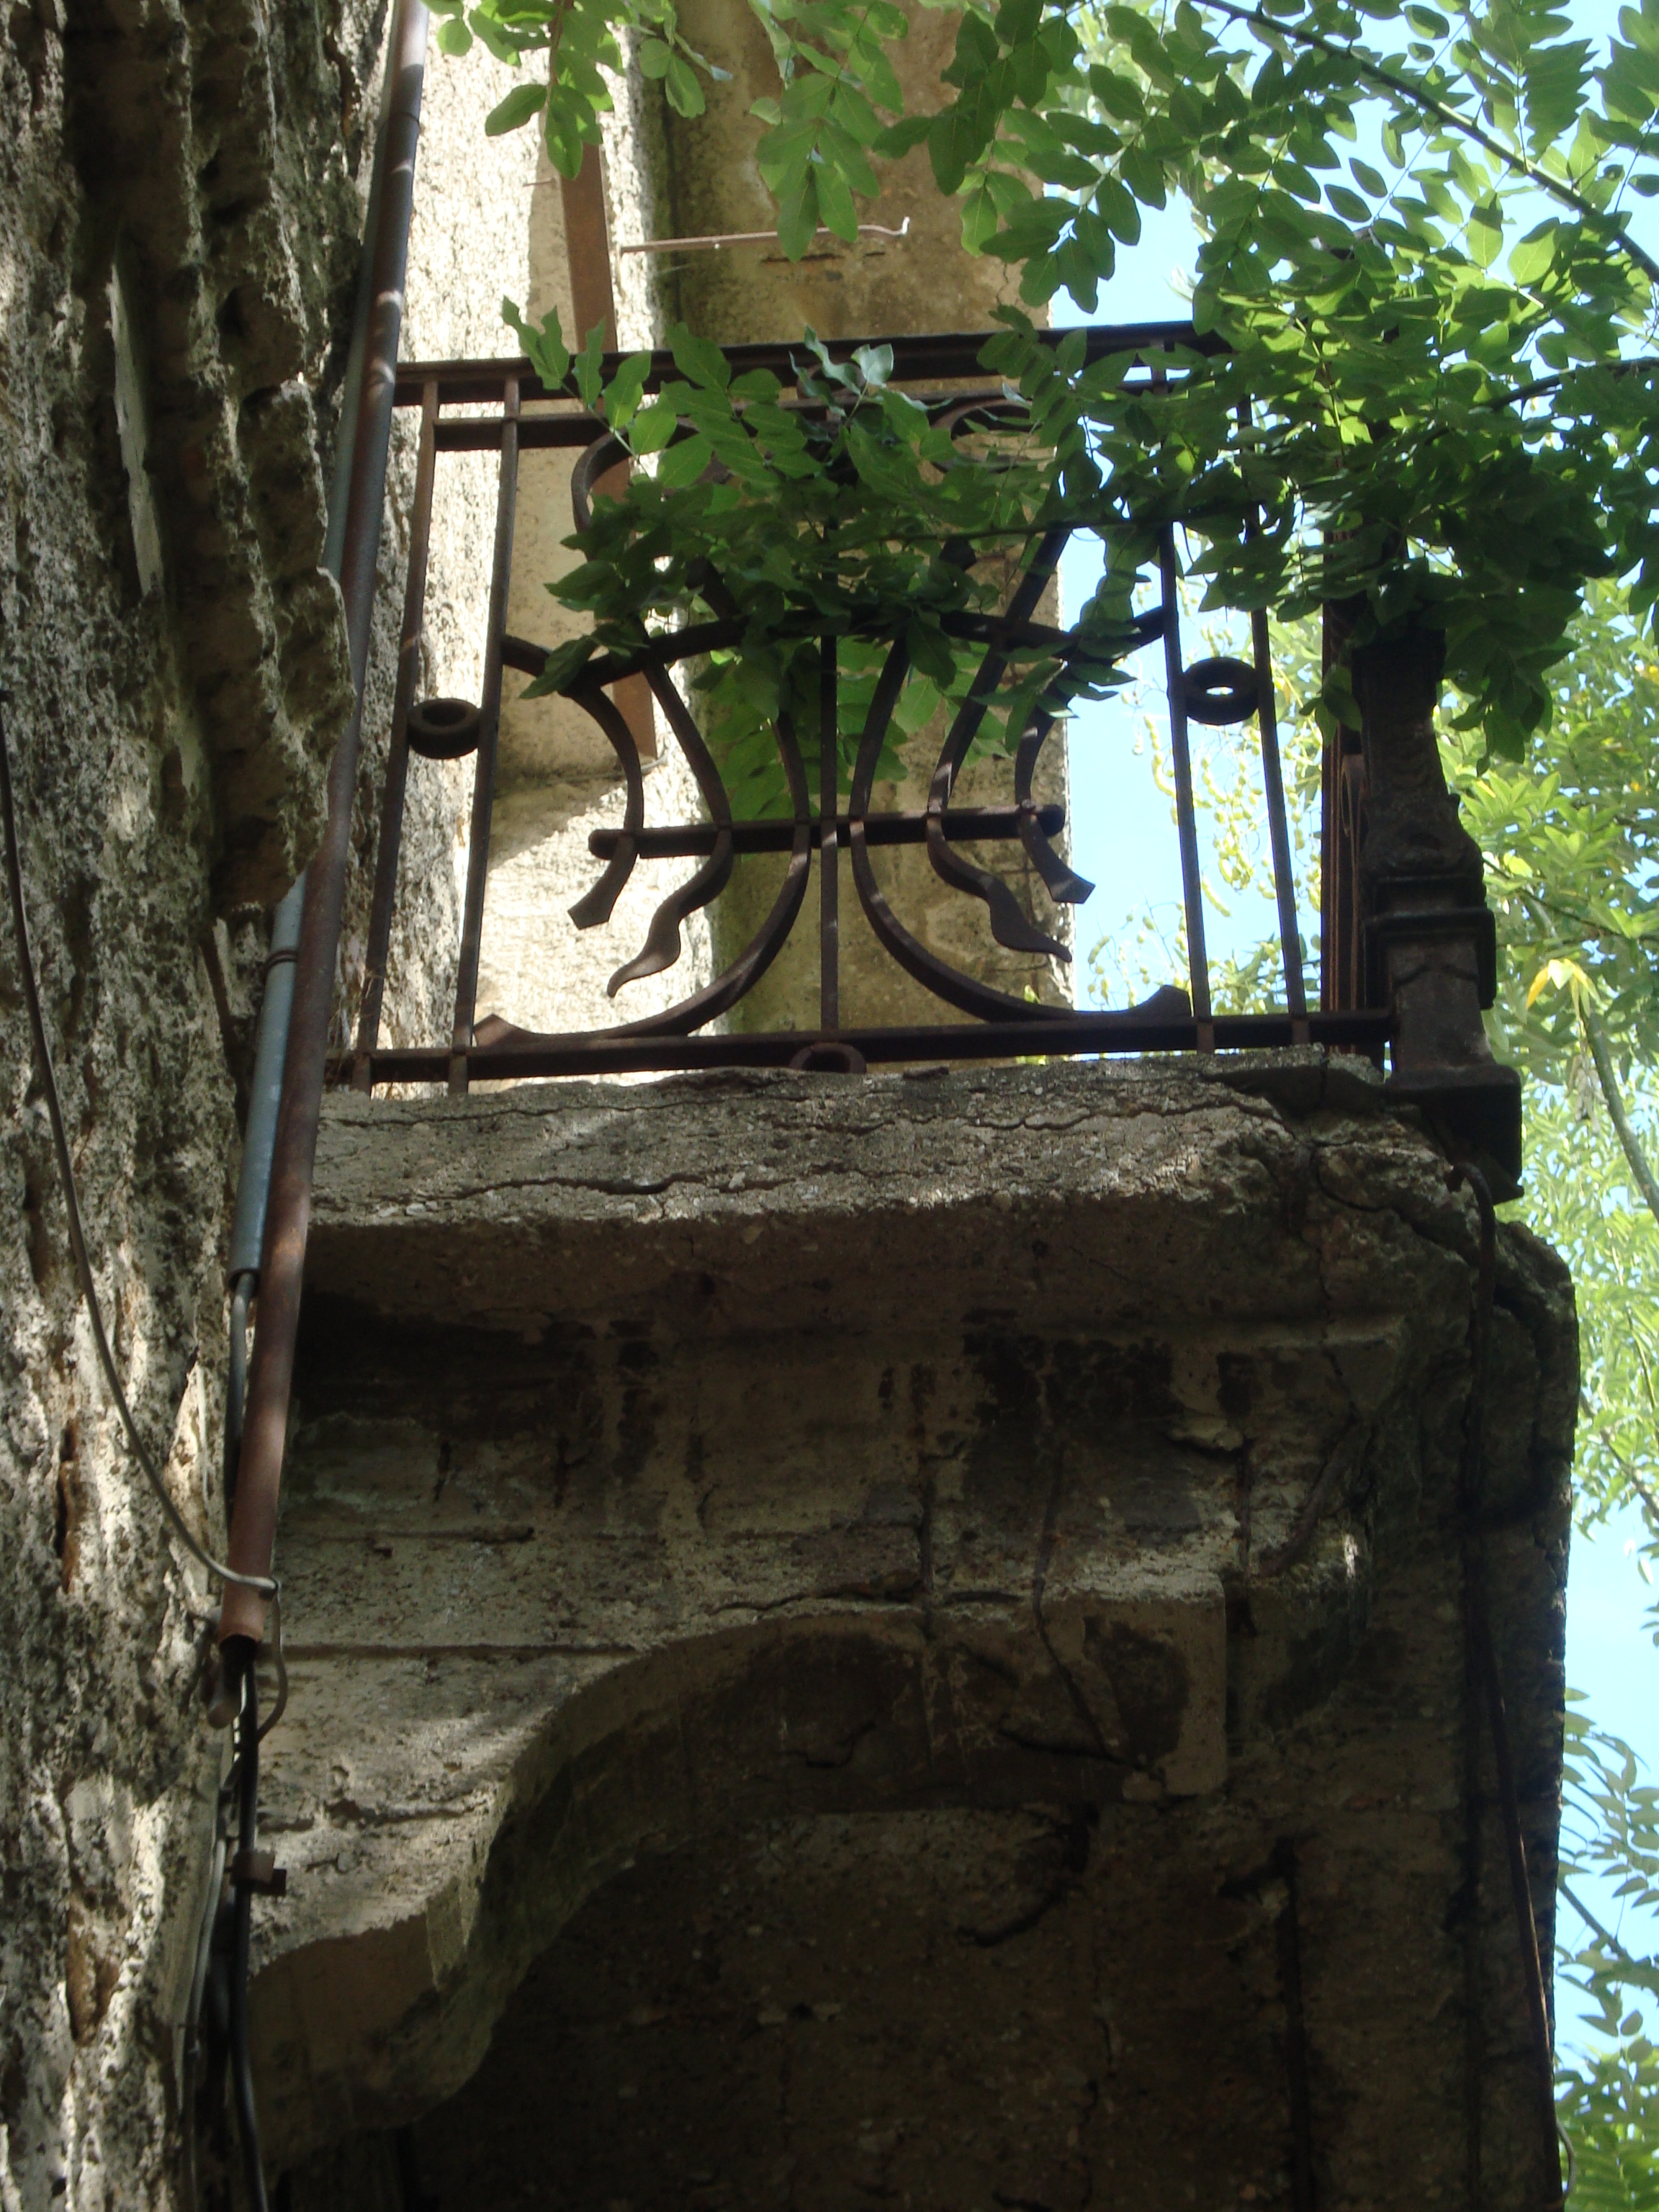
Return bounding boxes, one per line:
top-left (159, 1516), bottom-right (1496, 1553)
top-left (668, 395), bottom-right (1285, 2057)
top-left (347, 326), bottom-right (1393, 1095)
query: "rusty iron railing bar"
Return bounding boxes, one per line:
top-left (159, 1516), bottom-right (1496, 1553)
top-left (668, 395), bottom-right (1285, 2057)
top-left (923, 526), bottom-right (1074, 961)
top-left (588, 802), bottom-right (1067, 861)
top-left (1251, 601), bottom-right (1310, 1038)
top-left (820, 638), bottom-right (840, 1031)
top-left (502, 605), bottom-right (1154, 703)
top-left (1236, 409), bottom-right (1309, 1038)
top-left (342, 1004), bottom-right (1391, 1088)
top-left (448, 374), bottom-right (520, 1095)
top-left (436, 389), bottom-right (1016, 457)
top-left (607, 661), bottom-right (738, 994)
top-left (845, 639), bottom-right (1110, 1022)
top-left (1157, 521), bottom-right (1215, 1043)
top-left (220, 0), bottom-right (428, 1651)
top-left (1015, 711), bottom-right (1094, 904)
top-left (1320, 598), bottom-right (1366, 1015)
top-left (392, 322), bottom-right (1228, 411)
top-left (354, 374), bottom-right (440, 1086)
top-left (565, 686), bottom-right (647, 930)
top-left (556, 695), bottom-right (811, 1035)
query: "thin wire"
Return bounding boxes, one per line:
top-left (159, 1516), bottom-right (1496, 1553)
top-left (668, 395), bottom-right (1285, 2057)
top-left (0, 698), bottom-right (283, 1640)
top-left (616, 218), bottom-right (912, 252)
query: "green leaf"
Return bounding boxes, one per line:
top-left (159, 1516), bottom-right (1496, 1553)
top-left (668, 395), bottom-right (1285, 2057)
top-left (669, 324), bottom-right (732, 391)
top-left (521, 634), bottom-right (595, 698)
top-left (603, 352), bottom-right (652, 431)
top-left (1469, 197), bottom-right (1503, 266)
top-left (1511, 220), bottom-right (1561, 282)
top-left (485, 81), bottom-right (544, 137)
top-left (503, 297), bottom-right (570, 392)
top-left (778, 167), bottom-right (820, 258)
top-left (1326, 183), bottom-right (1372, 222)
top-left (873, 114), bottom-right (932, 158)
top-left (575, 322), bottom-right (607, 412)
top-left (929, 97), bottom-right (992, 194)
top-left (664, 54), bottom-right (705, 117)
top-left (655, 432), bottom-right (714, 488)
top-left (817, 159), bottom-right (859, 242)
top-left (433, 16), bottom-right (472, 56)
top-left (628, 401), bottom-right (679, 454)
top-left (639, 36), bottom-right (672, 78)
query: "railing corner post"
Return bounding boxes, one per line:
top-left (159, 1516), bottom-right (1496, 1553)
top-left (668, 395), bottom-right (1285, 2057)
top-left (1352, 620), bottom-right (1521, 1195)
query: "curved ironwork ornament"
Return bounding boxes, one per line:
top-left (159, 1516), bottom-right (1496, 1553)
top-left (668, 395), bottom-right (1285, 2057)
top-left (491, 536), bottom-right (1193, 1046)
top-left (351, 333), bottom-right (1367, 1094)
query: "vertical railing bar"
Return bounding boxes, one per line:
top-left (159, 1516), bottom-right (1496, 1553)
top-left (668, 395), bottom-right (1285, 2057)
top-left (1158, 523), bottom-right (1214, 1038)
top-left (354, 376), bottom-right (441, 1087)
top-left (1237, 402), bottom-right (1308, 1036)
top-left (1249, 601), bottom-right (1309, 1033)
top-left (448, 372), bottom-right (520, 1096)
top-left (819, 637), bottom-right (840, 1032)
top-left (1320, 598), bottom-right (1339, 1015)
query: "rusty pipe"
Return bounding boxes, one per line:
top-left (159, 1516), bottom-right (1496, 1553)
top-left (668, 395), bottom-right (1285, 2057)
top-left (219, 0), bottom-right (428, 1647)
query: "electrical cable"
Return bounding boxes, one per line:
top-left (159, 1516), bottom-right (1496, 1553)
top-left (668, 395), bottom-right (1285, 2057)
top-left (228, 1663), bottom-right (269, 2212)
top-left (1448, 1161), bottom-right (1567, 2208)
top-left (179, 1791), bottom-right (230, 2212)
top-left (0, 697), bottom-right (282, 1630)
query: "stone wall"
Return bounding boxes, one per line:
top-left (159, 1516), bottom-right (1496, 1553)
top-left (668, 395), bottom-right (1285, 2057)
top-left (0, 0), bottom-right (377, 2198)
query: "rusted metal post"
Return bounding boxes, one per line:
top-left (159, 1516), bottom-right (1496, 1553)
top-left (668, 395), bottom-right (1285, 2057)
top-left (1157, 526), bottom-right (1214, 1044)
top-left (1349, 621), bottom-right (1521, 1191)
top-left (219, 0), bottom-right (428, 1648)
top-left (354, 375), bottom-right (439, 1085)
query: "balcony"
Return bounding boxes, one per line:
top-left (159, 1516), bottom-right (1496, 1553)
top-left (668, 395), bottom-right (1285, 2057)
top-left (241, 330), bottom-right (1565, 2212)
top-left (337, 324), bottom-right (1517, 1191)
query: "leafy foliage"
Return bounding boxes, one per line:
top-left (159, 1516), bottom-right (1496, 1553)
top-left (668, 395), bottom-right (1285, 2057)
top-left (511, 311), bottom-right (1146, 804)
top-left (1558, 1707), bottom-right (1659, 2204)
top-left (449, 0), bottom-right (1659, 770)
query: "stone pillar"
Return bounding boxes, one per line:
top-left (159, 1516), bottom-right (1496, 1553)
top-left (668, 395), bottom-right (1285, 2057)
top-left (642, 0), bottom-right (1074, 1034)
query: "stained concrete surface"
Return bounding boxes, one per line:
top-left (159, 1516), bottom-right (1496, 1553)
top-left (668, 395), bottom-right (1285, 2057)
top-left (255, 1059), bottom-right (1573, 2207)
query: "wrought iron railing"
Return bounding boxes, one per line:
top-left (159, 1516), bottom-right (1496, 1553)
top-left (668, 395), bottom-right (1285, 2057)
top-left (339, 325), bottom-right (1513, 1180)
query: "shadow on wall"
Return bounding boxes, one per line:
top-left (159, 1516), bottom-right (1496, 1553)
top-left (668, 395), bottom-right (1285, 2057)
top-left (266, 1611), bottom-right (1333, 2212)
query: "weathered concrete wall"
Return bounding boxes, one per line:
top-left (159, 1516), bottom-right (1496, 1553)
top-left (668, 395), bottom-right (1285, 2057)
top-left (0, 0), bottom-right (378, 2199)
top-left (340, 32), bottom-right (720, 1053)
top-left (250, 1056), bottom-right (1573, 2207)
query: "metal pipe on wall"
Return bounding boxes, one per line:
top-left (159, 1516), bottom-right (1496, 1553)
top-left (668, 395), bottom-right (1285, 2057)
top-left (218, 0), bottom-right (431, 1649)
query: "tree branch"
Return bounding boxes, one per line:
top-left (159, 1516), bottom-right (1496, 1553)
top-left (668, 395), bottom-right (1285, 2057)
top-left (1583, 997), bottom-right (1659, 1227)
top-left (1579, 1389), bottom-right (1659, 1527)
top-left (1200, 0), bottom-right (1659, 292)
top-left (1560, 1878), bottom-right (1655, 1977)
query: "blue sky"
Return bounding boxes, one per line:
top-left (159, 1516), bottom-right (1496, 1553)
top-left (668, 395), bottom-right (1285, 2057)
top-left (1050, 4), bottom-right (1658, 2052)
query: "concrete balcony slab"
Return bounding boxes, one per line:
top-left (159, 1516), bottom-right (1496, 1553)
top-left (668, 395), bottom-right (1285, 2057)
top-left (253, 1058), bottom-right (1574, 2208)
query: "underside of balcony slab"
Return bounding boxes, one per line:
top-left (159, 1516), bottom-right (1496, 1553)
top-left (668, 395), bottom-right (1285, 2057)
top-left (253, 1056), bottom-right (1575, 2211)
